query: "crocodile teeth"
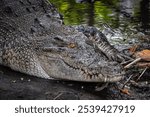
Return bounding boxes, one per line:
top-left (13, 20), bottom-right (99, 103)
top-left (83, 68), bottom-right (88, 74)
top-left (88, 72), bottom-right (92, 75)
top-left (80, 70), bottom-right (84, 75)
top-left (92, 75), bottom-right (95, 79)
top-left (94, 74), bottom-right (98, 79)
top-left (87, 75), bottom-right (90, 79)
top-left (98, 74), bottom-right (102, 78)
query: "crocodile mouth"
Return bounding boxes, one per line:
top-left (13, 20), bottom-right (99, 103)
top-left (78, 70), bottom-right (124, 82)
top-left (62, 59), bottom-right (124, 82)
top-left (77, 68), bottom-right (124, 82)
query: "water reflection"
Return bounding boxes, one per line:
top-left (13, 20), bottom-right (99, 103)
top-left (76, 0), bottom-right (94, 3)
top-left (49, 0), bottom-right (150, 35)
top-left (139, 0), bottom-right (150, 33)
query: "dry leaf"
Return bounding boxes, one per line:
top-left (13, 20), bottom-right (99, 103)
top-left (120, 88), bottom-right (131, 95)
top-left (135, 49), bottom-right (150, 61)
top-left (136, 62), bottom-right (150, 68)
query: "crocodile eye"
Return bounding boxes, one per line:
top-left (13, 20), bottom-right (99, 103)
top-left (54, 36), bottom-right (64, 42)
top-left (67, 43), bottom-right (77, 48)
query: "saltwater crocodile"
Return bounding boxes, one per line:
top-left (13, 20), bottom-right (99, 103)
top-left (0, 0), bottom-right (126, 82)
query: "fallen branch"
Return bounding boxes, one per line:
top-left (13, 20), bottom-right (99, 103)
top-left (136, 67), bottom-right (148, 81)
top-left (124, 58), bottom-right (141, 69)
top-left (136, 62), bottom-right (150, 68)
top-left (121, 59), bottom-right (134, 65)
top-left (122, 75), bottom-right (133, 89)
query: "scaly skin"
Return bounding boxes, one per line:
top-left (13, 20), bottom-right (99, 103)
top-left (0, 0), bottom-right (125, 82)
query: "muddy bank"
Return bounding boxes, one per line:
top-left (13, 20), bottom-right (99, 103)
top-left (0, 65), bottom-right (150, 100)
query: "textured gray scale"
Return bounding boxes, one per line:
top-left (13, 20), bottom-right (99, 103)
top-left (0, 0), bottom-right (126, 82)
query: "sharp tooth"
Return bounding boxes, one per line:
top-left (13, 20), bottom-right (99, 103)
top-left (94, 74), bottom-right (98, 79)
top-left (98, 74), bottom-right (102, 78)
top-left (87, 75), bottom-right (90, 79)
top-left (104, 75), bottom-right (108, 82)
top-left (84, 69), bottom-right (88, 73)
top-left (92, 75), bottom-right (95, 79)
top-left (88, 71), bottom-right (93, 75)
top-left (80, 70), bottom-right (84, 75)
top-left (104, 77), bottom-right (107, 82)
top-left (84, 74), bottom-right (87, 79)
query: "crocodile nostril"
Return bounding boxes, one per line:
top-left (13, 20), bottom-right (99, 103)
top-left (113, 68), bottom-right (118, 73)
top-left (54, 36), bottom-right (64, 42)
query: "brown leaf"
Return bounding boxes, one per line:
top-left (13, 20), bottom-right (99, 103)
top-left (135, 49), bottom-right (150, 61)
top-left (136, 62), bottom-right (150, 68)
top-left (120, 88), bottom-right (131, 95)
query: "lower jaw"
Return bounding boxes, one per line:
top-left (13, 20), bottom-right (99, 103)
top-left (76, 75), bottom-right (123, 83)
top-left (105, 76), bottom-right (123, 82)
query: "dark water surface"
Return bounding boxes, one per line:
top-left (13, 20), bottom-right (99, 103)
top-left (50, 0), bottom-right (150, 35)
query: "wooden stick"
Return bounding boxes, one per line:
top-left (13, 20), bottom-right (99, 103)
top-left (122, 75), bottom-right (133, 89)
top-left (136, 67), bottom-right (148, 81)
top-left (124, 58), bottom-right (141, 69)
top-left (121, 59), bottom-right (134, 65)
top-left (136, 62), bottom-right (150, 68)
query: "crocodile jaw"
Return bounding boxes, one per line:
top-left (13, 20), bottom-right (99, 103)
top-left (39, 55), bottom-right (124, 82)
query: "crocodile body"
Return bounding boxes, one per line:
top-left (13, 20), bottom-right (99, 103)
top-left (0, 0), bottom-right (125, 82)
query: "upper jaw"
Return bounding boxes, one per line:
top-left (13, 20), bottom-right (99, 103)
top-left (103, 74), bottom-right (124, 82)
top-left (79, 73), bottom-right (124, 82)
top-left (60, 58), bottom-right (125, 82)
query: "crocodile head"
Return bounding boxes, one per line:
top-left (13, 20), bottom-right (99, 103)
top-left (37, 27), bottom-right (125, 82)
top-left (0, 0), bottom-right (125, 82)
